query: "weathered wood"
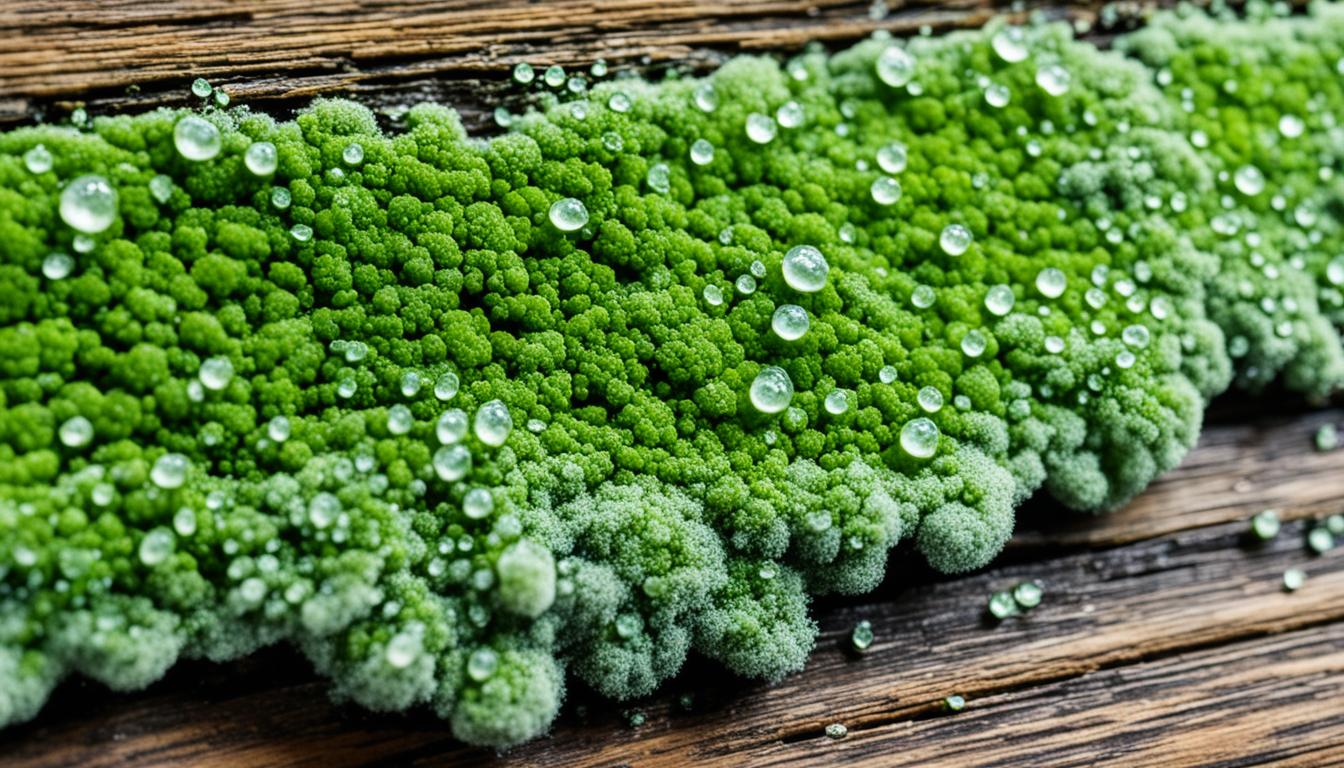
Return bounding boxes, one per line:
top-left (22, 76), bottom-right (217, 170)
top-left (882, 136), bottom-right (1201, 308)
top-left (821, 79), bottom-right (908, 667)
top-left (3, 407), bottom-right (1342, 767)
top-left (0, 0), bottom-right (1136, 127)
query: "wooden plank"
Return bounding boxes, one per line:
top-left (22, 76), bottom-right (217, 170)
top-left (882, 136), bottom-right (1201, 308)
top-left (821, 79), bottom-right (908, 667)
top-left (3, 408), bottom-right (1342, 767)
top-left (0, 0), bottom-right (1129, 125)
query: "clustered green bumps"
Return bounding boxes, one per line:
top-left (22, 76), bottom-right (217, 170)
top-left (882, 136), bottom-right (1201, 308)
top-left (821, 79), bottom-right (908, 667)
top-left (2, 3), bottom-right (1343, 747)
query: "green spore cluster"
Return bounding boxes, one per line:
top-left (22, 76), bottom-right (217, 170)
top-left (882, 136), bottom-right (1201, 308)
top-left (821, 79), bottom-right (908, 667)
top-left (2, 3), bottom-right (1343, 747)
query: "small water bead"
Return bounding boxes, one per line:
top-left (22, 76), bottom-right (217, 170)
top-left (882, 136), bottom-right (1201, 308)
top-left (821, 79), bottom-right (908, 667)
top-left (870, 175), bottom-right (902, 205)
top-left (290, 224), bottom-right (313, 242)
top-left (59, 175), bottom-right (118, 234)
top-left (749, 366), bottom-right (794, 414)
top-left (875, 142), bottom-right (908, 174)
top-left (782, 245), bottom-right (829, 293)
top-left (1122, 324), bottom-right (1151, 348)
top-left (735, 274), bottom-right (757, 295)
top-left (984, 82), bottom-right (1011, 108)
top-left (266, 415), bottom-right (291, 443)
top-left (590, 58), bottom-right (608, 77)
top-left (991, 27), bottom-right (1029, 63)
top-left (1327, 257), bottom-right (1344, 286)
top-left (878, 365), bottom-right (899, 385)
top-left (474, 400), bottom-right (513, 447)
top-left (900, 417), bottom-right (940, 459)
top-left (138, 528), bottom-right (176, 567)
top-left (771, 304), bottom-right (810, 341)
top-left (875, 45), bottom-right (917, 87)
top-left (463, 488), bottom-right (494, 519)
top-left (42, 252), bottom-right (74, 280)
top-left (824, 389), bottom-right (850, 415)
top-left (600, 132), bottom-right (625, 154)
top-left (467, 648), bottom-right (499, 682)
top-left (23, 144), bottom-right (53, 174)
top-left (433, 445), bottom-right (472, 481)
top-left (434, 371), bottom-right (460, 401)
top-left (544, 65), bottom-right (566, 88)
top-left (839, 223), bottom-right (857, 244)
top-left (387, 404), bottom-right (414, 435)
top-left (58, 416), bottom-right (94, 448)
top-left (199, 355), bottom-right (234, 390)
top-left (513, 62), bottom-right (535, 84)
top-left (567, 102), bottom-right (588, 121)
top-left (1085, 287), bottom-right (1107, 310)
top-left (1035, 63), bottom-right (1071, 96)
top-left (240, 141), bottom-right (278, 176)
top-left (984, 284), bottom-right (1015, 316)
top-left (436, 409), bottom-right (469, 444)
top-left (750, 260), bottom-right (767, 279)
top-left (174, 116), bottom-right (222, 162)
top-left (342, 142), bottom-right (365, 166)
top-left (1044, 335), bottom-right (1065, 354)
top-left (689, 139), bottom-right (715, 166)
top-left (961, 329), bottom-right (987, 357)
top-left (825, 723), bottom-right (849, 740)
top-left (151, 453), bottom-right (190, 490)
top-left (72, 234), bottom-right (96, 254)
top-left (702, 284), bottom-right (724, 306)
top-left (191, 78), bottom-right (213, 98)
top-left (174, 507), bottom-right (198, 537)
top-left (693, 82), bottom-right (719, 112)
top-left (646, 162), bottom-right (671, 194)
top-left (911, 285), bottom-right (936, 309)
top-left (527, 419), bottom-right (546, 433)
top-left (917, 386), bottom-right (944, 413)
top-left (400, 371), bottom-right (422, 398)
top-left (549, 197), bottom-right (588, 232)
top-left (776, 100), bottom-right (804, 128)
top-left (608, 92), bottom-right (632, 113)
top-left (745, 113), bottom-right (777, 144)
top-left (269, 186), bottom-right (292, 210)
top-left (1115, 350), bottom-right (1136, 369)
top-left (1035, 268), bottom-right (1067, 299)
top-left (1234, 165), bottom-right (1265, 196)
top-left (567, 76), bottom-right (587, 95)
top-left (939, 224), bottom-right (972, 256)
top-left (214, 90), bottom-right (230, 107)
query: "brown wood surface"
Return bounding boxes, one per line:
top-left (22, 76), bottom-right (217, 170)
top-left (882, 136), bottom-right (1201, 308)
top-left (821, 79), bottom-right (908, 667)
top-left (3, 405), bottom-right (1343, 767)
top-left (0, 0), bottom-right (1138, 127)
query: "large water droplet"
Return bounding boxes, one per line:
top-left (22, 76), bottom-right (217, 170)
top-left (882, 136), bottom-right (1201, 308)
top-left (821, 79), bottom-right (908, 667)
top-left (900, 418), bottom-right (940, 458)
top-left (434, 372), bottom-right (460, 401)
top-left (199, 356), bottom-right (234, 391)
top-left (879, 365), bottom-right (898, 384)
top-left (1035, 267), bottom-right (1067, 298)
top-left (342, 142), bottom-right (365, 166)
top-left (433, 444), bottom-right (472, 481)
top-left (437, 409), bottom-right (469, 444)
top-left (549, 198), bottom-right (588, 231)
top-left (151, 453), bottom-right (190, 489)
top-left (309, 492), bottom-right (340, 528)
top-left (776, 100), bottom-right (804, 128)
top-left (467, 647), bottom-right (499, 681)
top-left (1234, 165), bottom-right (1265, 196)
top-left (984, 82), bottom-right (1011, 108)
top-left (386, 632), bottom-right (421, 669)
top-left (875, 46), bottom-right (917, 88)
top-left (911, 285), bottom-right (936, 309)
top-left (23, 144), bottom-right (53, 174)
top-left (513, 62), bottom-right (535, 84)
top-left (1121, 324), bottom-right (1151, 348)
top-left (138, 528), bottom-right (176, 566)
top-left (244, 141), bottom-right (278, 176)
top-left (387, 404), bottom-right (413, 435)
top-left (749, 366), bottom-right (794, 413)
top-left (267, 415), bottom-right (291, 442)
top-left (771, 304), bottom-right (810, 341)
top-left (646, 162), bottom-right (671, 194)
top-left (59, 175), bottom-right (118, 234)
top-left (984, 284), bottom-right (1015, 316)
top-left (174, 116), bottom-right (222, 161)
top-left (693, 82), bottom-right (719, 113)
top-left (702, 284), bottom-right (724, 306)
top-left (961, 329), bottom-right (987, 357)
top-left (690, 139), bottom-right (715, 166)
top-left (782, 245), bottom-right (829, 293)
top-left (824, 389), bottom-right (850, 415)
top-left (1035, 64), bottom-right (1071, 96)
top-left (876, 142), bottom-right (908, 174)
top-left (917, 386), bottom-right (944, 413)
top-left (42, 252), bottom-right (74, 280)
top-left (870, 176), bottom-right (902, 205)
top-left (745, 113), bottom-right (777, 144)
top-left (940, 224), bottom-right (972, 256)
top-left (992, 27), bottom-right (1029, 63)
top-left (474, 400), bottom-right (513, 447)
top-left (463, 487), bottom-right (495, 519)
top-left (59, 416), bottom-right (94, 448)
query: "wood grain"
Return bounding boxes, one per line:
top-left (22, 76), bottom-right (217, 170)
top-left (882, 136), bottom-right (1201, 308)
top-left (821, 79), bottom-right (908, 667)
top-left (3, 407), bottom-right (1342, 768)
top-left (0, 0), bottom-right (1135, 126)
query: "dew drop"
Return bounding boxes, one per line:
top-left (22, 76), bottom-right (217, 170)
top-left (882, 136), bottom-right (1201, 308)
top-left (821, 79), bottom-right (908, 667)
top-left (690, 139), bottom-right (715, 166)
top-left (693, 82), bottom-right (719, 113)
top-left (387, 404), bottom-right (413, 435)
top-left (984, 82), bottom-right (1011, 108)
top-left (940, 224), bottom-right (972, 256)
top-left (549, 198), bottom-right (589, 232)
top-left (199, 356), bottom-right (234, 391)
top-left (876, 142), bottom-right (908, 174)
top-left (434, 372), bottom-right (460, 401)
top-left (735, 274), bottom-right (757, 295)
top-left (244, 141), bottom-right (277, 176)
top-left (911, 285), bottom-right (936, 309)
top-left (646, 162), bottom-right (671, 194)
top-left (1278, 114), bottom-right (1304, 139)
top-left (771, 304), bottom-right (810, 341)
top-left (433, 444), bottom-right (472, 481)
top-left (1234, 165), bottom-right (1265, 196)
top-left (151, 453), bottom-right (190, 490)
top-left (608, 92), bottom-right (632, 113)
top-left (309, 492), bottom-right (340, 528)
top-left (776, 100), bottom-right (804, 128)
top-left (342, 142), bottom-right (365, 166)
top-left (23, 144), bottom-right (53, 174)
top-left (992, 27), bottom-right (1029, 63)
top-left (290, 224), bottom-right (313, 242)
top-left (138, 528), bottom-right (176, 566)
top-left (900, 418), bottom-right (940, 458)
top-left (917, 386), bottom-right (944, 413)
top-left (59, 416), bottom-right (94, 448)
top-left (870, 176), bottom-right (902, 205)
top-left (961, 329), bottom-right (987, 357)
top-left (875, 46), bottom-right (917, 88)
top-left (1121, 324), bottom-right (1151, 348)
top-left (513, 62), bottom-right (535, 84)
top-left (984, 284), bottom-right (1015, 316)
top-left (782, 245), bottom-right (829, 292)
top-left (271, 187), bottom-right (292, 210)
top-left (879, 365), bottom-right (898, 384)
top-left (59, 175), bottom-right (118, 234)
top-left (174, 116), bottom-right (222, 162)
top-left (463, 487), bottom-right (494, 519)
top-left (467, 648), bottom-right (499, 681)
top-left (824, 389), bottom-right (850, 415)
top-left (1035, 267), bottom-right (1067, 298)
top-left (749, 366), bottom-right (794, 414)
top-left (745, 113), bottom-right (777, 144)
top-left (1044, 335), bottom-right (1065, 354)
top-left (703, 284), bottom-right (724, 306)
top-left (191, 78), bottom-right (213, 98)
top-left (1035, 64), bottom-right (1071, 96)
top-left (42, 252), bottom-right (74, 280)
top-left (474, 400), bottom-right (513, 447)
top-left (436, 409), bottom-right (469, 445)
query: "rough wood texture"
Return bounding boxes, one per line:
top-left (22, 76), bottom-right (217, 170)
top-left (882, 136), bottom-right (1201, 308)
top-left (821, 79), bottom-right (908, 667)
top-left (0, 0), bottom-right (1138, 127)
top-left (3, 406), bottom-right (1342, 767)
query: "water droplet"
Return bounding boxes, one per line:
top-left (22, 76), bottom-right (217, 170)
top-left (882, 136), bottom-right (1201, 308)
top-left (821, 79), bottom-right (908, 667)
top-left (290, 224), bottom-right (313, 242)
top-left (242, 141), bottom-right (278, 176)
top-left (197, 355), bottom-right (234, 391)
top-left (1278, 114), bottom-right (1304, 139)
top-left (1121, 324), bottom-right (1151, 348)
top-left (400, 371), bottom-right (422, 398)
top-left (544, 65), bottom-right (566, 88)
top-left (467, 647), bottom-right (498, 681)
top-left (549, 197), bottom-right (589, 232)
top-left (213, 89), bottom-right (230, 107)
top-left (174, 116), bottom-right (222, 162)
top-left (745, 113), bottom-right (777, 144)
top-left (387, 404), bottom-right (413, 435)
top-left (615, 613), bottom-right (642, 639)
top-left (590, 59), bottom-right (608, 78)
top-left (878, 365), bottom-right (898, 384)
top-left (961, 329), bottom-right (987, 357)
top-left (527, 419), bottom-right (546, 433)
top-left (434, 372), bottom-right (460, 401)
top-left (703, 284), bottom-right (724, 306)
top-left (474, 400), bottom-right (513, 447)
top-left (59, 175), bottom-right (118, 234)
top-left (771, 304), bottom-right (810, 341)
top-left (735, 274), bottom-right (757, 294)
top-left (385, 632), bottom-right (420, 669)
top-left (750, 260), bottom-right (767, 279)
top-left (342, 142), bottom-right (365, 166)
top-left (749, 366), bottom-right (794, 414)
top-left (266, 415), bottom-right (291, 442)
top-left (433, 444), bottom-right (472, 481)
top-left (1234, 165), bottom-right (1265, 196)
top-left (839, 223), bottom-right (857, 244)
top-left (151, 453), bottom-right (190, 489)
top-left (513, 62), bottom-right (535, 84)
top-left (870, 176), bottom-right (902, 205)
top-left (270, 186), bottom-right (292, 210)
top-left (174, 507), bottom-right (197, 536)
top-left (436, 409), bottom-right (469, 444)
top-left (1035, 267), bottom-right (1067, 298)
top-left (984, 82), bottom-right (1011, 108)
top-left (991, 27), bottom-right (1029, 63)
top-left (876, 142), bottom-right (908, 174)
top-left (58, 416), bottom-right (93, 448)
top-left (191, 78), bottom-right (212, 98)
top-left (1035, 64), bottom-right (1071, 96)
top-left (139, 528), bottom-right (176, 566)
top-left (875, 46), bottom-right (916, 87)
top-left (646, 162), bottom-right (671, 194)
top-left (309, 492), bottom-right (340, 528)
top-left (463, 487), bottom-right (494, 519)
top-left (1115, 350), bottom-right (1136, 369)
top-left (1044, 335), bottom-right (1065, 354)
top-left (23, 144), bottom-right (53, 174)
top-left (984, 284), bottom-right (1015, 316)
top-left (690, 139), bottom-right (715, 166)
top-left (1327, 257), bottom-right (1344, 286)
top-left (939, 224), bottom-right (972, 256)
top-left (42, 252), bottom-right (74, 280)
top-left (776, 100), bottom-right (804, 128)
top-left (900, 417), bottom-right (939, 458)
top-left (917, 386), bottom-right (943, 413)
top-left (693, 82), bottom-right (719, 113)
top-left (607, 92), bottom-right (632, 113)
top-left (825, 723), bottom-right (848, 740)
top-left (782, 245), bottom-right (829, 293)
top-left (824, 389), bottom-right (850, 415)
